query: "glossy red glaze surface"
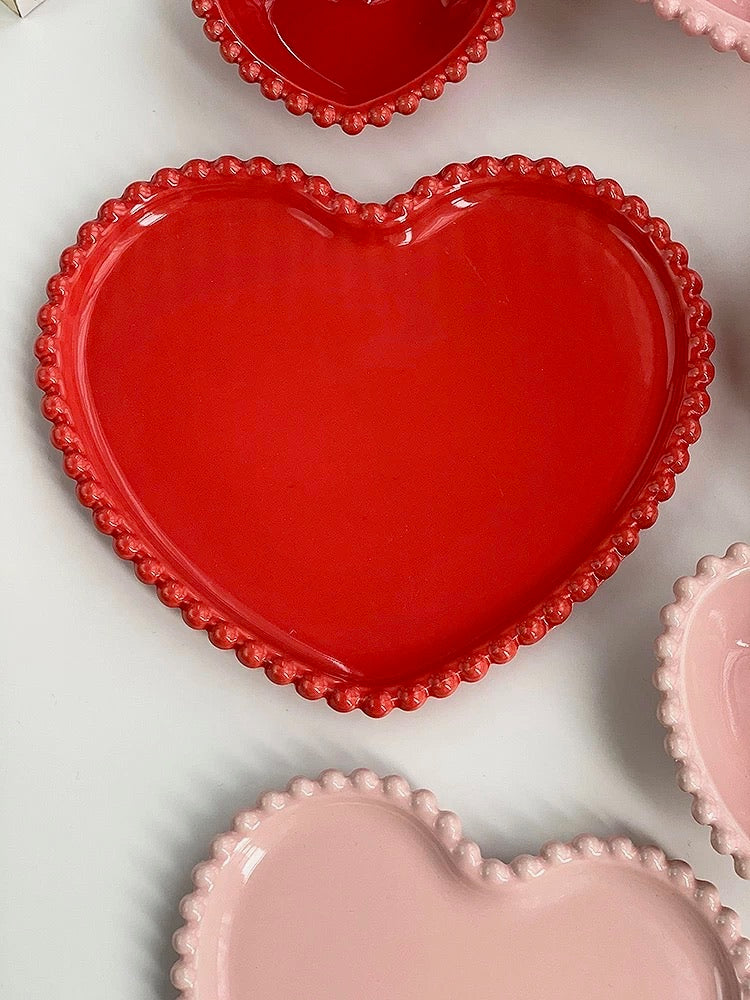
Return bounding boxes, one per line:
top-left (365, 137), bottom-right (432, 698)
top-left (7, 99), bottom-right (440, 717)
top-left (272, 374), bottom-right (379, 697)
top-left (36, 157), bottom-right (714, 716)
top-left (191, 0), bottom-right (515, 132)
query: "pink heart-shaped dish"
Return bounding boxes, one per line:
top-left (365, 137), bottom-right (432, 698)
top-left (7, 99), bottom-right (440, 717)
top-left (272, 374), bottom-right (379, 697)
top-left (190, 0), bottom-right (516, 132)
top-left (35, 156), bottom-right (713, 717)
top-left (638, 0), bottom-right (750, 60)
top-left (171, 770), bottom-right (750, 999)
top-left (656, 543), bottom-right (750, 876)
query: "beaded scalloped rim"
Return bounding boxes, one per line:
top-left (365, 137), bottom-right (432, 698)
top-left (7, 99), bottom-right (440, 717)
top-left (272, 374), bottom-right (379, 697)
top-left (655, 543), bottom-right (750, 877)
top-left (191, 0), bottom-right (516, 133)
top-left (637, 0), bottom-right (750, 60)
top-left (35, 154), bottom-right (715, 718)
top-left (170, 769), bottom-right (750, 998)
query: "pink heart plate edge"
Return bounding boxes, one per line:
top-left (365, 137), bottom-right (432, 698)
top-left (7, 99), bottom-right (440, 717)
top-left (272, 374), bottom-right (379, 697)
top-left (170, 769), bottom-right (750, 998)
top-left (638, 0), bottom-right (750, 60)
top-left (655, 543), bottom-right (750, 877)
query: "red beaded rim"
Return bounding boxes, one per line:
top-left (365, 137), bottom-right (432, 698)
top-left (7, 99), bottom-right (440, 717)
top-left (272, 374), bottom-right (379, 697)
top-left (190, 0), bottom-right (516, 133)
top-left (35, 155), bottom-right (714, 716)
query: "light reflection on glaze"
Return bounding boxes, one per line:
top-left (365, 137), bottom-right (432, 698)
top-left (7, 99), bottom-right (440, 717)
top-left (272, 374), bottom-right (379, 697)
top-left (685, 569), bottom-right (750, 831)
top-left (708, 0), bottom-right (750, 20)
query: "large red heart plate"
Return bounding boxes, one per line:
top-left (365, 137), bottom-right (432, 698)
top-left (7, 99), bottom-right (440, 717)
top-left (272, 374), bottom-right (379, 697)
top-left (171, 770), bottom-right (750, 999)
top-left (190, 0), bottom-right (516, 133)
top-left (35, 156), bottom-right (714, 716)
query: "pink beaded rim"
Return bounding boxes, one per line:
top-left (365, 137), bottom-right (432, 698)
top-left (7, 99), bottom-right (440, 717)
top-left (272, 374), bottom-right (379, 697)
top-left (655, 544), bottom-right (750, 877)
top-left (637, 0), bottom-right (750, 60)
top-left (190, 0), bottom-right (516, 133)
top-left (35, 155), bottom-right (714, 718)
top-left (171, 769), bottom-right (750, 998)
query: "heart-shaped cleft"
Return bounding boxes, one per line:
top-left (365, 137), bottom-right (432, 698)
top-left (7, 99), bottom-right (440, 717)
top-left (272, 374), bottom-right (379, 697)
top-left (191, 0), bottom-right (516, 131)
top-left (36, 156), bottom-right (714, 716)
top-left (171, 770), bottom-right (750, 1000)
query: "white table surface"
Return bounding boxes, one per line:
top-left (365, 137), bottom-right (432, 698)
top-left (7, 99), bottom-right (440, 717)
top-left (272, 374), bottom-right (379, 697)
top-left (2, 1), bottom-right (749, 996)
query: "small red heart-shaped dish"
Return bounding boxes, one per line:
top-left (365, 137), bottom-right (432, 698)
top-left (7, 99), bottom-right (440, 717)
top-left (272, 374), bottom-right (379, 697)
top-left (171, 770), bottom-right (750, 999)
top-left (190, 0), bottom-right (516, 132)
top-left (35, 156), bottom-right (713, 716)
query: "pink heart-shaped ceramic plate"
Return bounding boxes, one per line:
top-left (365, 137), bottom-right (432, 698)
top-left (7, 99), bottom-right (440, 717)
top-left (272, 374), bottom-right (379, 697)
top-left (637, 0), bottom-right (750, 60)
top-left (171, 770), bottom-right (750, 999)
top-left (190, 0), bottom-right (516, 132)
top-left (35, 156), bottom-right (713, 717)
top-left (655, 543), bottom-right (750, 876)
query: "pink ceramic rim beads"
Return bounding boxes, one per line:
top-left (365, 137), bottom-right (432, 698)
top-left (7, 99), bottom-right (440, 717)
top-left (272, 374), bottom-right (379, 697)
top-left (655, 543), bottom-right (750, 877)
top-left (171, 769), bottom-right (750, 998)
top-left (638, 0), bottom-right (750, 61)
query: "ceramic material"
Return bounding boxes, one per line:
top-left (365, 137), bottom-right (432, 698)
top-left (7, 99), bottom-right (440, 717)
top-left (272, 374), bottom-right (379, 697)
top-left (35, 156), bottom-right (714, 717)
top-left (655, 544), bottom-right (750, 877)
top-left (171, 769), bottom-right (750, 999)
top-left (638, 0), bottom-right (750, 60)
top-left (190, 0), bottom-right (516, 132)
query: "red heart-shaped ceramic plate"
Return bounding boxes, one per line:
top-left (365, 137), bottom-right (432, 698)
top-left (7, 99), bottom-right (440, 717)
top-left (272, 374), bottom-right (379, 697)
top-left (190, 0), bottom-right (516, 133)
top-left (35, 156), bottom-right (713, 716)
top-left (171, 770), bottom-right (750, 999)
